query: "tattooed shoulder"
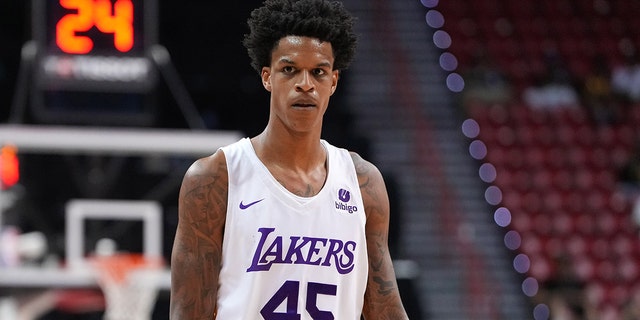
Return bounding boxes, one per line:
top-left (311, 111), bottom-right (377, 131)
top-left (179, 150), bottom-right (229, 224)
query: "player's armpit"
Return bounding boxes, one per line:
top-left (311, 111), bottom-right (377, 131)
top-left (170, 151), bottom-right (228, 320)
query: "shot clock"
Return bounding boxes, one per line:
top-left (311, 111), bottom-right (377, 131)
top-left (54, 0), bottom-right (136, 55)
top-left (33, 0), bottom-right (158, 92)
top-left (29, 0), bottom-right (159, 125)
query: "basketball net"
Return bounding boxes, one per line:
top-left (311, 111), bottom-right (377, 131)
top-left (90, 253), bottom-right (164, 320)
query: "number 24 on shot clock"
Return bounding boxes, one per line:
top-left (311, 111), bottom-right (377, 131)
top-left (56, 0), bottom-right (134, 54)
top-left (48, 0), bottom-right (154, 56)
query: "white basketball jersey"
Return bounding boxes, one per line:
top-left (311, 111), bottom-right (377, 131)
top-left (217, 138), bottom-right (368, 320)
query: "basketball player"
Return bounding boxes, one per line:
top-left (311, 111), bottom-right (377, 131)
top-left (170, 0), bottom-right (409, 319)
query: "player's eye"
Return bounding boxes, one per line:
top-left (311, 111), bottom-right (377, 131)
top-left (282, 66), bottom-right (295, 73)
top-left (313, 68), bottom-right (326, 76)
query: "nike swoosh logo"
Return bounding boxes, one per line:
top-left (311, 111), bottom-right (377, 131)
top-left (239, 199), bottom-right (264, 210)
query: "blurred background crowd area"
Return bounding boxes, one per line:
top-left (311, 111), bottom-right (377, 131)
top-left (441, 0), bottom-right (640, 319)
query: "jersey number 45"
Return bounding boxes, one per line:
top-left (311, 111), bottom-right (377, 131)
top-left (260, 280), bottom-right (337, 320)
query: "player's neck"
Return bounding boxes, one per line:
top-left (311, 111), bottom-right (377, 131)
top-left (251, 130), bottom-right (328, 197)
top-left (251, 129), bottom-right (325, 170)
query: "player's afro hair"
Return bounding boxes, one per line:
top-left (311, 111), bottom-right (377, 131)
top-left (243, 0), bottom-right (357, 73)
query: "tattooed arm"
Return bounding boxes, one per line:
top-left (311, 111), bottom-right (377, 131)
top-left (170, 150), bottom-right (228, 320)
top-left (352, 152), bottom-right (409, 320)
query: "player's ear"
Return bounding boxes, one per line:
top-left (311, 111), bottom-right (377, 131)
top-left (261, 67), bottom-right (272, 92)
top-left (330, 70), bottom-right (339, 95)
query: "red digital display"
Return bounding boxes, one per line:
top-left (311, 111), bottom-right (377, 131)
top-left (41, 0), bottom-right (149, 56)
top-left (0, 145), bottom-right (19, 190)
top-left (56, 0), bottom-right (134, 54)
